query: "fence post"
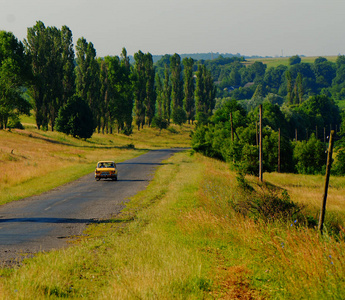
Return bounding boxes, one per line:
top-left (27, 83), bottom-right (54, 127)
top-left (318, 130), bottom-right (335, 234)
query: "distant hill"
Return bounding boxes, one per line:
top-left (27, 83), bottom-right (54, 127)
top-left (128, 52), bottom-right (273, 64)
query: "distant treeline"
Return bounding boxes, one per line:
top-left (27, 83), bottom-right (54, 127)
top-left (1, 20), bottom-right (345, 150)
top-left (0, 21), bottom-right (216, 137)
top-left (129, 52), bottom-right (245, 64)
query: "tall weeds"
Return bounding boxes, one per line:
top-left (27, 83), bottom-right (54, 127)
top-left (196, 155), bottom-right (345, 299)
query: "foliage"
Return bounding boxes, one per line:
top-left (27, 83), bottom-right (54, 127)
top-left (75, 37), bottom-right (100, 130)
top-left (332, 148), bottom-right (345, 175)
top-left (0, 31), bottom-right (31, 129)
top-left (133, 51), bottom-right (156, 129)
top-left (195, 64), bottom-right (216, 124)
top-left (288, 55), bottom-right (302, 65)
top-left (56, 95), bottom-right (94, 138)
top-left (293, 134), bottom-right (327, 174)
top-left (182, 57), bottom-right (195, 124)
top-left (151, 116), bottom-right (169, 131)
top-left (170, 53), bottom-right (184, 125)
top-left (25, 22), bottom-right (74, 131)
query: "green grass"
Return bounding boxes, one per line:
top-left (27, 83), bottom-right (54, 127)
top-left (1, 121), bottom-right (345, 299)
top-left (247, 56), bottom-right (338, 68)
top-left (1, 152), bottom-right (344, 299)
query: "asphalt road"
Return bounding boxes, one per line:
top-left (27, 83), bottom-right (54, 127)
top-left (0, 148), bottom-right (184, 265)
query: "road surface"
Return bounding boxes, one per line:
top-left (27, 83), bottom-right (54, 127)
top-left (0, 149), bottom-right (184, 266)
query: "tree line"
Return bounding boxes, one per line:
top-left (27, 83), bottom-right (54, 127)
top-left (0, 21), bottom-right (215, 137)
top-left (191, 94), bottom-right (345, 176)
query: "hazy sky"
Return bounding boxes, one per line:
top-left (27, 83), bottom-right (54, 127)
top-left (1, 0), bottom-right (345, 58)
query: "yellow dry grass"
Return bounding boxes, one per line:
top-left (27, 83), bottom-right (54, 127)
top-left (0, 123), bottom-right (192, 205)
top-left (264, 172), bottom-right (345, 214)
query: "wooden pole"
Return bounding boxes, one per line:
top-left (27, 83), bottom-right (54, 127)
top-left (318, 130), bottom-right (335, 234)
top-left (278, 128), bottom-right (281, 173)
top-left (324, 127), bottom-right (326, 143)
top-left (230, 112), bottom-right (234, 142)
top-left (316, 125), bottom-right (318, 140)
top-left (259, 105), bottom-right (263, 182)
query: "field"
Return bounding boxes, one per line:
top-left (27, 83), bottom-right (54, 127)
top-left (0, 121), bottom-right (345, 299)
top-left (246, 55), bottom-right (338, 68)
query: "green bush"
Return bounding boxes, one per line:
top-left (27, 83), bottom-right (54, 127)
top-left (332, 148), bottom-right (345, 175)
top-left (56, 95), bottom-right (94, 139)
top-left (293, 134), bottom-right (327, 174)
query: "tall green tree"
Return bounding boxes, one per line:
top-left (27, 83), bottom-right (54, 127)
top-left (144, 53), bottom-right (156, 127)
top-left (170, 53), bottom-right (184, 124)
top-left (25, 21), bottom-right (52, 129)
top-left (155, 73), bottom-right (164, 118)
top-left (183, 57), bottom-right (195, 124)
top-left (162, 65), bottom-right (171, 122)
top-left (0, 31), bottom-right (30, 129)
top-left (133, 51), bottom-right (155, 129)
top-left (75, 37), bottom-right (100, 130)
top-left (120, 48), bottom-right (134, 134)
top-left (98, 57), bottom-right (109, 133)
top-left (25, 22), bottom-right (75, 131)
top-left (133, 50), bottom-right (147, 130)
top-left (195, 64), bottom-right (216, 124)
top-left (61, 26), bottom-right (75, 104)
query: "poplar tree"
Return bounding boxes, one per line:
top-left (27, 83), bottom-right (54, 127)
top-left (195, 64), bottom-right (206, 123)
top-left (25, 21), bottom-right (68, 131)
top-left (25, 21), bottom-right (50, 129)
top-left (0, 31), bottom-right (30, 129)
top-left (182, 57), bottom-right (195, 124)
top-left (162, 65), bottom-right (171, 122)
top-left (133, 50), bottom-right (146, 130)
top-left (120, 48), bottom-right (134, 134)
top-left (170, 53), bottom-right (185, 125)
top-left (144, 53), bottom-right (156, 127)
top-left (98, 57), bottom-right (109, 133)
top-left (195, 64), bottom-right (215, 124)
top-left (75, 37), bottom-right (100, 130)
top-left (61, 26), bottom-right (75, 104)
top-left (133, 51), bottom-right (155, 129)
top-left (155, 73), bottom-right (163, 118)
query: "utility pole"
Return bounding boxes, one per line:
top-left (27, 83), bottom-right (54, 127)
top-left (318, 130), bottom-right (335, 234)
top-left (278, 128), bottom-right (281, 173)
top-left (259, 105), bottom-right (263, 182)
top-left (230, 112), bottom-right (234, 142)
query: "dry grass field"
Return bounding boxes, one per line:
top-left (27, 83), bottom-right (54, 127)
top-left (0, 121), bottom-right (192, 205)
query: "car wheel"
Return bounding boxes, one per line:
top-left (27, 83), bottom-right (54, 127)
top-left (115, 175), bottom-right (118, 181)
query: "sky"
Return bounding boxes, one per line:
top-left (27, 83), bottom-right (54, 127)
top-left (1, 0), bottom-right (345, 58)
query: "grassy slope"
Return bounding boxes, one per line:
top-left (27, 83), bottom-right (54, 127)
top-left (0, 123), bottom-right (191, 205)
top-left (0, 121), bottom-right (345, 299)
top-left (1, 151), bottom-right (344, 299)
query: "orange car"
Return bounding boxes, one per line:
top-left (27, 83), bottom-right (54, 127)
top-left (95, 161), bottom-right (118, 181)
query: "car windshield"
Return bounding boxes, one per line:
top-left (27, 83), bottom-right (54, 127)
top-left (98, 162), bottom-right (115, 168)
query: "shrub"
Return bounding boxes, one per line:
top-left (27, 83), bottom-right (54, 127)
top-left (56, 95), bottom-right (94, 139)
top-left (293, 134), bottom-right (327, 174)
top-left (332, 148), bottom-right (345, 175)
top-left (151, 116), bottom-right (168, 131)
top-left (7, 116), bottom-right (24, 129)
